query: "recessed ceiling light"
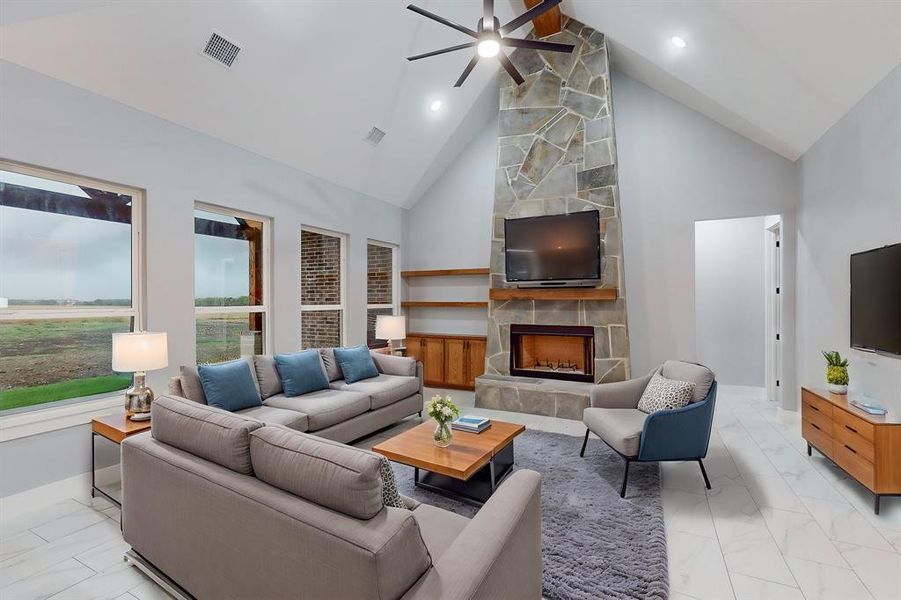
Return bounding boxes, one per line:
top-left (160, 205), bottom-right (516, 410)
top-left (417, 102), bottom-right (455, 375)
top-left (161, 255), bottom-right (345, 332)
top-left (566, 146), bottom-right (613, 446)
top-left (671, 35), bottom-right (687, 49)
top-left (477, 39), bottom-right (500, 58)
top-left (429, 100), bottom-right (443, 112)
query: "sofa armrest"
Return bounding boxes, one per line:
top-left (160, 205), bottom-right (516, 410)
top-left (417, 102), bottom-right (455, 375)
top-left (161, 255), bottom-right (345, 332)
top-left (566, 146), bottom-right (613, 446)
top-left (589, 373), bottom-right (652, 409)
top-left (402, 469), bottom-right (542, 600)
top-left (638, 382), bottom-right (717, 461)
top-left (370, 351), bottom-right (417, 377)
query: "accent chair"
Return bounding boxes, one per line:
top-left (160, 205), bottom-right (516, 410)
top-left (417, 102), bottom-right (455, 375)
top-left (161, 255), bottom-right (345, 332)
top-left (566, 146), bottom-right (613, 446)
top-left (580, 360), bottom-right (717, 497)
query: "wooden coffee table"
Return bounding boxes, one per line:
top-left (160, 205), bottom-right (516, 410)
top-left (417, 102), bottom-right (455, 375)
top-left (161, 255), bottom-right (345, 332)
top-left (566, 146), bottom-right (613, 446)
top-left (372, 420), bottom-right (525, 506)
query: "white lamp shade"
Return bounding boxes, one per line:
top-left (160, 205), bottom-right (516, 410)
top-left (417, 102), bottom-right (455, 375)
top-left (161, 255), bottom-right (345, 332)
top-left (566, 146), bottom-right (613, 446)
top-left (375, 315), bottom-right (406, 340)
top-left (112, 332), bottom-right (169, 372)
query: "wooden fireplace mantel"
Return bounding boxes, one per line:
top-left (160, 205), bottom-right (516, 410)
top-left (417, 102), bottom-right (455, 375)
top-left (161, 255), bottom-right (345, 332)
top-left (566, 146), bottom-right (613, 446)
top-left (489, 288), bottom-right (618, 301)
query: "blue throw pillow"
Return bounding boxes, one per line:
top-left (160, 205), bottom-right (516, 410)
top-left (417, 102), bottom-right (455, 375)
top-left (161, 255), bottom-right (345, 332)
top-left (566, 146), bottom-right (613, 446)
top-left (274, 350), bottom-right (330, 397)
top-left (333, 345), bottom-right (379, 384)
top-left (198, 359), bottom-right (262, 412)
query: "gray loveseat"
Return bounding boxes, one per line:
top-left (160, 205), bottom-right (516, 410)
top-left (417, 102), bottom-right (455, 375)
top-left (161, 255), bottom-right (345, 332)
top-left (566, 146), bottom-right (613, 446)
top-left (122, 396), bottom-right (543, 600)
top-left (169, 349), bottom-right (423, 443)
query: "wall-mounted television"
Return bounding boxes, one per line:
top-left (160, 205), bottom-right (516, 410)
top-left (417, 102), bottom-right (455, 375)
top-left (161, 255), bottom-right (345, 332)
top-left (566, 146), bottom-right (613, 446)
top-left (850, 243), bottom-right (901, 355)
top-left (504, 211), bottom-right (601, 287)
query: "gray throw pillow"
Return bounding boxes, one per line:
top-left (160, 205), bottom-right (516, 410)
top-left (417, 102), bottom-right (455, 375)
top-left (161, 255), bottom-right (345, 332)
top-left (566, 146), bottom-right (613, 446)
top-left (378, 456), bottom-right (407, 509)
top-left (637, 372), bottom-right (695, 414)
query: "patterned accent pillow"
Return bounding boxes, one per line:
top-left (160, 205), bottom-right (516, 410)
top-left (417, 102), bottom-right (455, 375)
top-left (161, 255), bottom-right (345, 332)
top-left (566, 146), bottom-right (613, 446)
top-left (637, 372), bottom-right (696, 414)
top-left (378, 456), bottom-right (407, 509)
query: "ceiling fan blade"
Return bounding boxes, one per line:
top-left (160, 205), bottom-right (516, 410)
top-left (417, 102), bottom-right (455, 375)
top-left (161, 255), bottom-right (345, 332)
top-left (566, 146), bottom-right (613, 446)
top-left (483, 0), bottom-right (494, 31)
top-left (454, 55), bottom-right (480, 87)
top-left (498, 52), bottom-right (525, 85)
top-left (407, 4), bottom-right (479, 38)
top-left (501, 37), bottom-right (574, 53)
top-left (408, 42), bottom-right (478, 61)
top-left (499, 0), bottom-right (562, 36)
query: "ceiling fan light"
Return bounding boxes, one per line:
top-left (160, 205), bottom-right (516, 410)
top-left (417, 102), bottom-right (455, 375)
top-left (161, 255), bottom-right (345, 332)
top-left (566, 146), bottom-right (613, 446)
top-left (477, 39), bottom-right (500, 58)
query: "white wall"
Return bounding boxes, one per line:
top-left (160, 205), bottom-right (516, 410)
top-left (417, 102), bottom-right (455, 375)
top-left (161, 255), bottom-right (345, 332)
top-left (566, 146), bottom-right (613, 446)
top-left (796, 63), bottom-right (901, 408)
top-left (611, 71), bottom-right (798, 406)
top-left (695, 216), bottom-right (767, 386)
top-left (403, 117), bottom-right (497, 336)
top-left (0, 61), bottom-right (406, 496)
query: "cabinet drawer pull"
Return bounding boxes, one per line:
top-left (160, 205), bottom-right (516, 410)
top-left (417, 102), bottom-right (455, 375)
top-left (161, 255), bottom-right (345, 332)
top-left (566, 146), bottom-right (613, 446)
top-left (811, 423), bottom-right (821, 431)
top-left (809, 404), bottom-right (820, 412)
top-left (844, 444), bottom-right (857, 454)
top-left (845, 424), bottom-right (858, 434)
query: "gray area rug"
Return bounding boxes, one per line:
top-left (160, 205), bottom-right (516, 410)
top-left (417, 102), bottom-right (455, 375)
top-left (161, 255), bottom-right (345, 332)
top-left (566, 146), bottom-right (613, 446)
top-left (390, 429), bottom-right (669, 600)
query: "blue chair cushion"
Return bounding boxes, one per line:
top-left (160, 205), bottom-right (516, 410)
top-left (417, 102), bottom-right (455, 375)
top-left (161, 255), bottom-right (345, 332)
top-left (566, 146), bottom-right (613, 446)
top-left (198, 359), bottom-right (262, 412)
top-left (274, 350), bottom-right (330, 397)
top-left (333, 345), bottom-right (379, 384)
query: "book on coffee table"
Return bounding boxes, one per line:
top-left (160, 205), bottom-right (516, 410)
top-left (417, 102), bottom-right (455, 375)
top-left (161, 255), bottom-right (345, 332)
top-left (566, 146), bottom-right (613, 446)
top-left (452, 415), bottom-right (491, 433)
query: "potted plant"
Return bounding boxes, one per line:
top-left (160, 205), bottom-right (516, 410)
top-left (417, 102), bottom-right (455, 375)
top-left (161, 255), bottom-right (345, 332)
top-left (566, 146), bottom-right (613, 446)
top-left (426, 394), bottom-right (461, 447)
top-left (822, 350), bottom-right (849, 394)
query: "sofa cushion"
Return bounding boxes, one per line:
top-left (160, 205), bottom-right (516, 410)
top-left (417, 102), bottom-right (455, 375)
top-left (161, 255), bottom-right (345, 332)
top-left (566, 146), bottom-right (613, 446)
top-left (274, 349), bottom-right (330, 396)
top-left (249, 426), bottom-right (383, 519)
top-left (178, 366), bottom-right (207, 404)
top-left (236, 404), bottom-right (308, 431)
top-left (637, 372), bottom-right (694, 414)
top-left (661, 360), bottom-right (714, 403)
top-left (378, 456), bottom-right (406, 509)
top-left (330, 374), bottom-right (420, 410)
top-left (151, 395), bottom-right (262, 474)
top-left (370, 351), bottom-right (416, 376)
top-left (583, 407), bottom-right (647, 457)
top-left (318, 348), bottom-right (343, 382)
top-left (198, 359), bottom-right (262, 412)
top-left (333, 345), bottom-right (379, 384)
top-left (252, 355), bottom-right (283, 399)
top-left (264, 389), bottom-right (369, 431)
top-left (412, 503), bottom-right (469, 562)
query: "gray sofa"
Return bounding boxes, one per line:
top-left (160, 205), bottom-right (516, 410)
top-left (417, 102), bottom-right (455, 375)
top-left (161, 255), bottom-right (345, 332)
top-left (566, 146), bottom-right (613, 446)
top-left (168, 349), bottom-right (423, 444)
top-left (122, 396), bottom-right (543, 600)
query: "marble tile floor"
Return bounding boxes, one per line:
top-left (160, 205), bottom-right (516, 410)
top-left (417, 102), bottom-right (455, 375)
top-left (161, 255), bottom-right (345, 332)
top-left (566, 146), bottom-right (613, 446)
top-left (1, 385), bottom-right (898, 600)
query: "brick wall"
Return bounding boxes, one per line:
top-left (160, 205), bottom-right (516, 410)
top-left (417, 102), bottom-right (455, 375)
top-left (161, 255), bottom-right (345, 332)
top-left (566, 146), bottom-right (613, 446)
top-left (367, 244), bottom-right (393, 304)
top-left (301, 310), bottom-right (342, 349)
top-left (301, 230), bottom-right (341, 305)
top-left (366, 308), bottom-right (393, 347)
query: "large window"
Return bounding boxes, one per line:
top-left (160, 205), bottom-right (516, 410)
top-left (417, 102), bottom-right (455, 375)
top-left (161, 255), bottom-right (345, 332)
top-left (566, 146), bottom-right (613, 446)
top-left (300, 228), bottom-right (346, 349)
top-left (194, 205), bottom-right (269, 364)
top-left (0, 161), bottom-right (143, 413)
top-left (366, 241), bottom-right (398, 348)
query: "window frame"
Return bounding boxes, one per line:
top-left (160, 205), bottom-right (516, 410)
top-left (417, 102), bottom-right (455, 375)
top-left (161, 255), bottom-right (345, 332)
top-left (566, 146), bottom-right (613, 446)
top-left (0, 159), bottom-right (145, 418)
top-left (300, 225), bottom-right (347, 348)
top-left (193, 201), bottom-right (272, 358)
top-left (366, 240), bottom-right (399, 347)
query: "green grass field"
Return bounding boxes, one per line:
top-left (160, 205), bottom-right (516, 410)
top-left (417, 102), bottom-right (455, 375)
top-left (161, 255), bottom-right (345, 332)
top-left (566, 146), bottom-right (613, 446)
top-left (1, 314), bottom-right (251, 412)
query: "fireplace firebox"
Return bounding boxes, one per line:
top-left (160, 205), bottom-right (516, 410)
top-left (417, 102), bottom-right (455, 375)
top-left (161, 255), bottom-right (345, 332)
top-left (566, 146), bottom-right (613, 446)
top-left (509, 324), bottom-right (595, 382)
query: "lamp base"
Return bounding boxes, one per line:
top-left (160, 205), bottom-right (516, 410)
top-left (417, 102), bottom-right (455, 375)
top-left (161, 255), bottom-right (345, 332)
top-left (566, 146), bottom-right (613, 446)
top-left (125, 372), bottom-right (155, 419)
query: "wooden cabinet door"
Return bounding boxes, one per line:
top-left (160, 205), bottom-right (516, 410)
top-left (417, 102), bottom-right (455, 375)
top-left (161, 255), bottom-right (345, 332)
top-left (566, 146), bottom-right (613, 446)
top-left (467, 339), bottom-right (486, 385)
top-left (444, 339), bottom-right (468, 387)
top-left (422, 337), bottom-right (445, 385)
top-left (405, 336), bottom-right (423, 365)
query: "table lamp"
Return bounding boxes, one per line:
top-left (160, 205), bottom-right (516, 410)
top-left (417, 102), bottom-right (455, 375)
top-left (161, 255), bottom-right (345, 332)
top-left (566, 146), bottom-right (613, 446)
top-left (375, 315), bottom-right (406, 355)
top-left (112, 331), bottom-right (168, 420)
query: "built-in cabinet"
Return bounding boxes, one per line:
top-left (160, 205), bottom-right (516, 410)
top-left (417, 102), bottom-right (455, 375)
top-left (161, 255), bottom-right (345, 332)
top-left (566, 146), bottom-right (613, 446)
top-left (406, 333), bottom-right (486, 390)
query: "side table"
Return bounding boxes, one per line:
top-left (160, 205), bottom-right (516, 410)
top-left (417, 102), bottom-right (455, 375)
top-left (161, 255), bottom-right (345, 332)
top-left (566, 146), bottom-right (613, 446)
top-left (91, 414), bottom-right (151, 507)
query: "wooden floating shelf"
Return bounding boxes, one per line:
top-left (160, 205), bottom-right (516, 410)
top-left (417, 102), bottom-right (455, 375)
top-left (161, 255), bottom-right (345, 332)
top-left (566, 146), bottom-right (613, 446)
top-left (489, 288), bottom-right (618, 301)
top-left (401, 268), bottom-right (490, 278)
top-left (401, 301), bottom-right (489, 309)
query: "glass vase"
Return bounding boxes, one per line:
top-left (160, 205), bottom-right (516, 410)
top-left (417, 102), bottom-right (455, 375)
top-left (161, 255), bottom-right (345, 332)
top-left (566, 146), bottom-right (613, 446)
top-left (433, 421), bottom-right (453, 447)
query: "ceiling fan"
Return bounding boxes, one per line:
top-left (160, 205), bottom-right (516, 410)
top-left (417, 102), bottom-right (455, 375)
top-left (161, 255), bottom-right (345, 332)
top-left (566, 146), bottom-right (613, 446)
top-left (407, 0), bottom-right (575, 87)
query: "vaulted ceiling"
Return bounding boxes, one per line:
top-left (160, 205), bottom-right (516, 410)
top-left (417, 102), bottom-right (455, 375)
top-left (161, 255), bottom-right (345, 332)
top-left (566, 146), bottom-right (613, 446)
top-left (2, 1), bottom-right (899, 208)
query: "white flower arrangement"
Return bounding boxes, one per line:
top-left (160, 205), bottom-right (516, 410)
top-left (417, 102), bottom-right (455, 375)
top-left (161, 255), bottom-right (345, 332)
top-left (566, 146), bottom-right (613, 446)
top-left (426, 394), bottom-right (461, 425)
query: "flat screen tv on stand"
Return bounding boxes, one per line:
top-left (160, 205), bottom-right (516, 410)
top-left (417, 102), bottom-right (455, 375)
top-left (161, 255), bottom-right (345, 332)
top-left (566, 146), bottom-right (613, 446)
top-left (504, 211), bottom-right (601, 288)
top-left (850, 243), bottom-right (901, 356)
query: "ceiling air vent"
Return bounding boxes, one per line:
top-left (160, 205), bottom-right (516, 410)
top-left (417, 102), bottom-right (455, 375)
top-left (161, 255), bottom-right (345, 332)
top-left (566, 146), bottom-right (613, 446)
top-left (364, 127), bottom-right (386, 146)
top-left (203, 32), bottom-right (241, 67)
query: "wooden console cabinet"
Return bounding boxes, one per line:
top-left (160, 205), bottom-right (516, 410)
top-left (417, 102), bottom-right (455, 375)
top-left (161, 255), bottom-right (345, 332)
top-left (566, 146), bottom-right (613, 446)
top-left (406, 333), bottom-right (486, 390)
top-left (801, 387), bottom-right (901, 513)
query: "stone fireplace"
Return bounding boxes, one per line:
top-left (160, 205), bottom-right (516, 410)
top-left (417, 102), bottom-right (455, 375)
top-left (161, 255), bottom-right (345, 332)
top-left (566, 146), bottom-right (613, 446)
top-left (510, 324), bottom-right (594, 382)
top-left (475, 16), bottom-right (631, 420)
